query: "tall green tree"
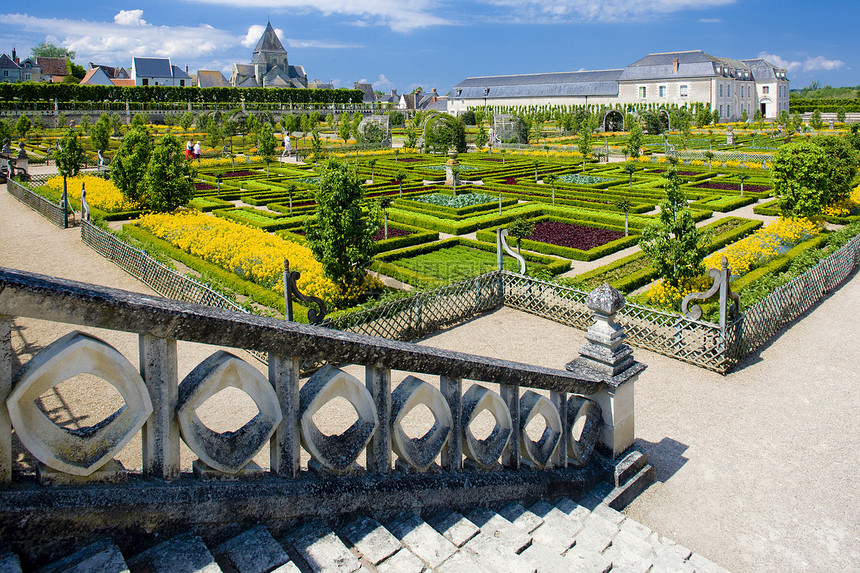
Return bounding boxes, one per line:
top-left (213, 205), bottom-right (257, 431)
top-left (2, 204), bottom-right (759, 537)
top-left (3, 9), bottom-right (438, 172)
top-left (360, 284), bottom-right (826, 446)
top-left (811, 135), bottom-right (859, 203)
top-left (131, 113), bottom-right (149, 129)
top-left (55, 129), bottom-right (85, 178)
top-left (338, 114), bottom-right (351, 141)
top-left (508, 217), bottom-right (535, 255)
top-left (305, 160), bottom-right (377, 302)
top-left (31, 41), bottom-right (75, 59)
top-left (577, 114), bottom-right (598, 169)
top-left (179, 112), bottom-right (194, 131)
top-left (109, 113), bottom-right (123, 136)
top-left (639, 167), bottom-right (707, 288)
top-left (257, 123), bottom-right (276, 177)
top-left (15, 116), bottom-right (31, 139)
top-left (624, 116), bottom-right (643, 159)
top-left (142, 134), bottom-right (195, 212)
top-left (772, 140), bottom-right (850, 218)
top-left (90, 114), bottom-right (111, 153)
top-left (111, 127), bottom-right (153, 204)
top-left (475, 123), bottom-right (489, 150)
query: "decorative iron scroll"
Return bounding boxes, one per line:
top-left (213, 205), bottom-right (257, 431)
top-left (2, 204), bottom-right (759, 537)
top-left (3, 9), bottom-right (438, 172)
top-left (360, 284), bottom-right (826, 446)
top-left (681, 256), bottom-right (739, 323)
top-left (284, 259), bottom-right (328, 324)
top-left (497, 228), bottom-right (527, 275)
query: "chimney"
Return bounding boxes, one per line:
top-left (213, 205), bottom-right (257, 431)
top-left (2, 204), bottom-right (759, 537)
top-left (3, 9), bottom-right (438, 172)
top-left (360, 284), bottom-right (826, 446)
top-left (12, 48), bottom-right (18, 64)
top-left (672, 59), bottom-right (679, 73)
top-left (185, 64), bottom-right (189, 73)
top-left (432, 88), bottom-right (437, 103)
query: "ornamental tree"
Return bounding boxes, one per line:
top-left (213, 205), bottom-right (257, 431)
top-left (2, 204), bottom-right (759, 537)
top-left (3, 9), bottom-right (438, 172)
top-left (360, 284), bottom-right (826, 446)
top-left (508, 217), bottom-right (535, 254)
top-left (615, 197), bottom-right (632, 236)
top-left (624, 118), bottom-right (643, 159)
top-left (90, 114), bottom-right (110, 154)
top-left (55, 129), bottom-right (85, 179)
top-left (15, 116), bottom-right (31, 139)
top-left (639, 166), bottom-right (708, 288)
top-left (772, 140), bottom-right (833, 218)
top-left (111, 127), bottom-right (153, 204)
top-left (142, 134), bottom-right (194, 212)
top-left (257, 123), bottom-right (276, 178)
top-left (305, 160), bottom-right (377, 302)
top-left (811, 135), bottom-right (858, 203)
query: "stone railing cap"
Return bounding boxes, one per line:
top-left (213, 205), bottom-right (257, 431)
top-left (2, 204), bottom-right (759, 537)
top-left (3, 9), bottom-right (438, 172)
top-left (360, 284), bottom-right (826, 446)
top-left (586, 284), bottom-right (625, 315)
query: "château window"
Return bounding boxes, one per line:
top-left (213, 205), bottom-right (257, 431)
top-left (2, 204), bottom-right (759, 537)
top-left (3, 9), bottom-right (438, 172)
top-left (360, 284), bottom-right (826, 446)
top-left (680, 85), bottom-right (688, 97)
top-left (639, 86), bottom-right (646, 98)
top-left (719, 84), bottom-right (723, 97)
top-left (659, 86), bottom-right (667, 97)
top-left (762, 86), bottom-right (769, 94)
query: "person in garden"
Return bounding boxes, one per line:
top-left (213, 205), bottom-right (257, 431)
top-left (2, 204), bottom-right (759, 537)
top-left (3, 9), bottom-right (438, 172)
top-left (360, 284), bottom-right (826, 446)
top-left (282, 133), bottom-right (291, 158)
top-left (185, 139), bottom-right (193, 160)
top-left (193, 141), bottom-right (201, 159)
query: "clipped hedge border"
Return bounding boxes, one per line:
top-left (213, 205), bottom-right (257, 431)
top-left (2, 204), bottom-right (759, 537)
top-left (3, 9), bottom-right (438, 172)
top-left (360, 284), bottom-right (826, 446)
top-left (189, 196), bottom-right (234, 212)
top-left (122, 224), bottom-right (311, 321)
top-left (394, 195), bottom-right (519, 217)
top-left (377, 236), bottom-right (569, 282)
top-left (213, 207), bottom-right (296, 231)
top-left (374, 223), bottom-right (440, 253)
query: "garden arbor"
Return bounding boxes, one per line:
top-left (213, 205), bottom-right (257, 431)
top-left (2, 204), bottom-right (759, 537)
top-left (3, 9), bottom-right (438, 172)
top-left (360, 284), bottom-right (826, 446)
top-left (602, 110), bottom-right (624, 132)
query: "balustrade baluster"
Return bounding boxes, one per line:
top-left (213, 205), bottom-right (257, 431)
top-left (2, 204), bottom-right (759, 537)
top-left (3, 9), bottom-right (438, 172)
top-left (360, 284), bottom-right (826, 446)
top-left (501, 383), bottom-right (520, 469)
top-left (440, 376), bottom-right (462, 472)
top-left (365, 365), bottom-right (391, 474)
top-left (139, 335), bottom-right (179, 480)
top-left (269, 354), bottom-right (301, 478)
top-left (551, 391), bottom-right (568, 468)
top-left (0, 316), bottom-right (11, 484)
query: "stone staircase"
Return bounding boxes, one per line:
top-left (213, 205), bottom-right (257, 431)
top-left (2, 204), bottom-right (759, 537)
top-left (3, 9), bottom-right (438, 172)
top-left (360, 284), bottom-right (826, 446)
top-left (0, 491), bottom-right (728, 573)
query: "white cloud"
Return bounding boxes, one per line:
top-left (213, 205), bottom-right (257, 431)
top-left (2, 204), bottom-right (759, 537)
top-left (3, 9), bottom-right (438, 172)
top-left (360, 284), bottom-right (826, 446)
top-left (699, 18), bottom-right (722, 23)
top-left (184, 0), bottom-right (450, 32)
top-left (481, 0), bottom-right (737, 22)
top-left (114, 10), bottom-right (147, 26)
top-left (803, 55), bottom-right (844, 71)
top-left (757, 52), bottom-right (801, 72)
top-left (373, 74), bottom-right (394, 90)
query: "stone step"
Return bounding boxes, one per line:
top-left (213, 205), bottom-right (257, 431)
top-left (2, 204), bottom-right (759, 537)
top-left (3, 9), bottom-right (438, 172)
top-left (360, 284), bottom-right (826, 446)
top-left (36, 538), bottom-right (128, 573)
top-left (126, 533), bottom-right (222, 573)
top-left (213, 525), bottom-right (299, 573)
top-left (284, 520), bottom-right (362, 573)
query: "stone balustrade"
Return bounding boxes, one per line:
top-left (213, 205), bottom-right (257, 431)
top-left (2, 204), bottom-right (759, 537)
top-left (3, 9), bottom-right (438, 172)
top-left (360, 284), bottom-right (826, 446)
top-left (0, 266), bottom-right (645, 551)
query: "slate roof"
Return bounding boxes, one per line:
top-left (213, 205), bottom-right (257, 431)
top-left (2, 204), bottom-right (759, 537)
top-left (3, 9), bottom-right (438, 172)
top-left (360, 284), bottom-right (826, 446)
top-left (254, 22), bottom-right (287, 55)
top-left (172, 65), bottom-right (190, 80)
top-left (451, 69), bottom-right (622, 99)
top-left (36, 57), bottom-right (69, 76)
top-left (88, 63), bottom-right (126, 78)
top-left (20, 58), bottom-right (39, 70)
top-left (742, 59), bottom-right (782, 81)
top-left (354, 83), bottom-right (375, 103)
top-left (197, 70), bottom-right (230, 88)
top-left (133, 57), bottom-right (173, 78)
top-left (0, 54), bottom-right (20, 70)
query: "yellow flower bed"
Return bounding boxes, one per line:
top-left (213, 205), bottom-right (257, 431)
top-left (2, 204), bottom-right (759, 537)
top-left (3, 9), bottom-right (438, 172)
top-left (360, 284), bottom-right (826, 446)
top-left (46, 175), bottom-right (142, 212)
top-left (704, 217), bottom-right (819, 277)
top-left (640, 276), bottom-right (713, 310)
top-left (196, 155), bottom-right (263, 168)
top-left (136, 211), bottom-right (339, 303)
top-left (823, 185), bottom-right (860, 218)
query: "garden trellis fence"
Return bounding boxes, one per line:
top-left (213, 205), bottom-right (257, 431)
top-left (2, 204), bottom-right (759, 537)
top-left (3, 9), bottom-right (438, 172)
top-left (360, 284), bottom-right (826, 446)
top-left (732, 233), bottom-right (860, 359)
top-left (6, 176), bottom-right (65, 228)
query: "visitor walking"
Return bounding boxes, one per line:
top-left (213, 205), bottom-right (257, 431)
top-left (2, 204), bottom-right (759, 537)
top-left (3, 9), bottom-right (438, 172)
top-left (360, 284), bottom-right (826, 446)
top-left (282, 133), bottom-right (291, 158)
top-left (193, 141), bottom-right (201, 160)
top-left (185, 139), bottom-right (193, 160)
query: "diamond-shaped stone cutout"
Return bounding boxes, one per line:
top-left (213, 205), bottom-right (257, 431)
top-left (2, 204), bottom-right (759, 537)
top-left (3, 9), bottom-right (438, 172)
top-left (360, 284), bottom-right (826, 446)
top-left (567, 395), bottom-right (602, 468)
top-left (299, 365), bottom-right (378, 473)
top-left (519, 390), bottom-right (562, 469)
top-left (391, 376), bottom-right (452, 471)
top-left (7, 331), bottom-right (153, 476)
top-left (36, 373), bottom-right (127, 432)
top-left (461, 385), bottom-right (512, 469)
top-left (194, 386), bottom-right (259, 433)
top-left (177, 351), bottom-right (282, 474)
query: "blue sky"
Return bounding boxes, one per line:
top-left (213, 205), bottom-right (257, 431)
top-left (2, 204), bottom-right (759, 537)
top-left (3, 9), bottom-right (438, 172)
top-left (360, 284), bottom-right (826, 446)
top-left (1, 1), bottom-right (855, 94)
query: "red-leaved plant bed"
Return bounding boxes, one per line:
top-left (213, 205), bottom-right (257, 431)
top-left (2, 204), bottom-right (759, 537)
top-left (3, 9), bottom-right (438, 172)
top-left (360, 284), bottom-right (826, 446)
top-left (373, 227), bottom-right (412, 241)
top-left (481, 158), bottom-right (505, 162)
top-left (220, 170), bottom-right (258, 178)
top-left (694, 182), bottom-right (771, 192)
top-left (528, 221), bottom-right (624, 250)
top-left (194, 183), bottom-right (216, 191)
top-left (503, 177), bottom-right (518, 185)
top-left (397, 158), bottom-right (425, 163)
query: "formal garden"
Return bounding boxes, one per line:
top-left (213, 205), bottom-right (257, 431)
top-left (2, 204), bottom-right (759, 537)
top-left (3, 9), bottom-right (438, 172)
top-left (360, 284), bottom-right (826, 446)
top-left (4, 103), bottom-right (860, 330)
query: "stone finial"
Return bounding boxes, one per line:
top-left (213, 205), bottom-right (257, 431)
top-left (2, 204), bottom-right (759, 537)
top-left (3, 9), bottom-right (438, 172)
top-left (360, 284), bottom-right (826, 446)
top-left (586, 283), bottom-right (625, 316)
top-left (568, 284), bottom-right (635, 379)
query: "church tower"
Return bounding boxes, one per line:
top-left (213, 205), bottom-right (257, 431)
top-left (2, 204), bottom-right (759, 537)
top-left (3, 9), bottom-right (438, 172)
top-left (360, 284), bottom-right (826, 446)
top-left (252, 22), bottom-right (288, 73)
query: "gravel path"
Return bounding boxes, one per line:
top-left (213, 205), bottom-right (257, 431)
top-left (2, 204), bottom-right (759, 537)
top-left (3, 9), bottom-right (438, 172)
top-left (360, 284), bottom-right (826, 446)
top-left (3, 174), bottom-right (858, 572)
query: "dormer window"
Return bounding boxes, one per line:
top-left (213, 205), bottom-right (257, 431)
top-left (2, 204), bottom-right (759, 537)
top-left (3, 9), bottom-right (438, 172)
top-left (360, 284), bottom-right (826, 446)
top-left (484, 87), bottom-right (490, 96)
top-left (456, 88), bottom-right (462, 96)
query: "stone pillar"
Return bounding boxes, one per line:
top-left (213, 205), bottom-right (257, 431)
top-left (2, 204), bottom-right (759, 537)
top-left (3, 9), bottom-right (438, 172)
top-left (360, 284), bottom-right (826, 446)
top-left (445, 149), bottom-right (460, 188)
top-left (566, 285), bottom-right (645, 459)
